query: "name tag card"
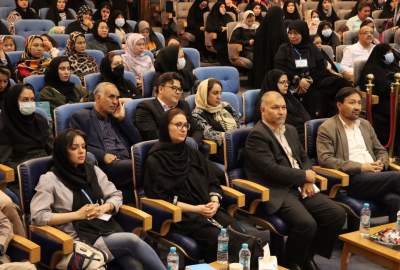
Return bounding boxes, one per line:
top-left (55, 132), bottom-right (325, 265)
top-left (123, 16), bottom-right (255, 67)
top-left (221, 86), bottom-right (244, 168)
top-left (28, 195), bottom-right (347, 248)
top-left (295, 59), bottom-right (308, 68)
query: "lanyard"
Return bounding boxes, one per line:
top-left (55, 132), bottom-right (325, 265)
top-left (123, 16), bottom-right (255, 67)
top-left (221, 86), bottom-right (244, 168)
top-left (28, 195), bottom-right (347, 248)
top-left (292, 46), bottom-right (302, 59)
top-left (81, 189), bottom-right (103, 205)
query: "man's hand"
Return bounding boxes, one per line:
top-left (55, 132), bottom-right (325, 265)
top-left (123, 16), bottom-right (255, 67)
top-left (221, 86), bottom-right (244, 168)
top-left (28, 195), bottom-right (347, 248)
top-left (361, 161), bottom-right (384, 173)
top-left (104, 153), bottom-right (117, 164)
top-left (113, 100), bottom-right (125, 121)
top-left (305, 169), bottom-right (316, 183)
top-left (302, 183), bottom-right (315, 197)
top-left (298, 78), bottom-right (311, 94)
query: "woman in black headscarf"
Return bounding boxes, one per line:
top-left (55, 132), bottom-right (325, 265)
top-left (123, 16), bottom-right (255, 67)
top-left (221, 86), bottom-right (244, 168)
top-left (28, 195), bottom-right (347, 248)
top-left (30, 128), bottom-right (167, 270)
top-left (205, 1), bottom-right (233, 65)
top-left (252, 6), bottom-right (286, 88)
top-left (359, 44), bottom-right (400, 145)
top-left (46, 0), bottom-right (75, 25)
top-left (93, 1), bottom-right (111, 23)
top-left (187, 0), bottom-right (209, 57)
top-left (274, 20), bottom-right (350, 118)
top-left (0, 67), bottom-right (11, 107)
top-left (40, 56), bottom-right (88, 114)
top-left (245, 2), bottom-right (265, 23)
top-left (100, 52), bottom-right (141, 99)
top-left (154, 45), bottom-right (195, 93)
top-left (87, 20), bottom-right (120, 54)
top-left (380, 0), bottom-right (396, 18)
top-left (10, 0), bottom-right (39, 19)
top-left (317, 0), bottom-right (339, 26)
top-left (316, 20), bottom-right (340, 52)
top-left (65, 5), bottom-right (94, 34)
top-left (0, 84), bottom-right (52, 168)
top-left (108, 10), bottom-right (133, 46)
top-left (283, 0), bottom-right (301, 23)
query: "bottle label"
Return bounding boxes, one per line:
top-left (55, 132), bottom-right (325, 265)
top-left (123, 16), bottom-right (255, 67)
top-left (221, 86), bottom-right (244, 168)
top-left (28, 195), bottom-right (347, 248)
top-left (361, 215), bottom-right (370, 226)
top-left (218, 242), bottom-right (228, 252)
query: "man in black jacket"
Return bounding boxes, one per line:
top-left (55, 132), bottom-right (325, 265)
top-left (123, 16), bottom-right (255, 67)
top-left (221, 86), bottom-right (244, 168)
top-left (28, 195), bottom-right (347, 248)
top-left (244, 91), bottom-right (345, 270)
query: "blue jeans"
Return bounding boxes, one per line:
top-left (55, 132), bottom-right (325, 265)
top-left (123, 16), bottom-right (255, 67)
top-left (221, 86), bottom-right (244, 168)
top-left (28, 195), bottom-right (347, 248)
top-left (103, 232), bottom-right (166, 270)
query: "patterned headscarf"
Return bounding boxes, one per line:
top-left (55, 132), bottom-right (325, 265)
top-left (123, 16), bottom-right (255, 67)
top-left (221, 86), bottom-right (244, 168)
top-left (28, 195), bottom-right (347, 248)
top-left (21, 35), bottom-right (44, 60)
top-left (77, 5), bottom-right (93, 24)
top-left (66, 31), bottom-right (83, 55)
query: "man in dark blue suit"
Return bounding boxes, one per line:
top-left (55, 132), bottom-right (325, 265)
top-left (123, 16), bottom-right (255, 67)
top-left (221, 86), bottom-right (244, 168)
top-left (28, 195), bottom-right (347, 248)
top-left (69, 82), bottom-right (137, 203)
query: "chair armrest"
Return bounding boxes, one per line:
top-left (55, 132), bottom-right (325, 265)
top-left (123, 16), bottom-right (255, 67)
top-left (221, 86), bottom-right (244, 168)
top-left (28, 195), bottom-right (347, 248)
top-left (228, 43), bottom-right (243, 60)
top-left (141, 198), bottom-right (182, 236)
top-left (7, 235), bottom-right (40, 263)
top-left (312, 166), bottom-right (349, 198)
top-left (221, 185), bottom-right (245, 216)
top-left (116, 205), bottom-right (152, 234)
top-left (0, 164), bottom-right (14, 183)
top-left (315, 175), bottom-right (328, 191)
top-left (203, 139), bottom-right (217, 155)
top-left (389, 162), bottom-right (400, 171)
top-left (231, 179), bottom-right (269, 214)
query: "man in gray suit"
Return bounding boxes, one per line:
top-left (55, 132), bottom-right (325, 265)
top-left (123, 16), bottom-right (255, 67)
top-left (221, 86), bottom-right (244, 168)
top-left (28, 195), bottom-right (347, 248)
top-left (317, 87), bottom-right (400, 221)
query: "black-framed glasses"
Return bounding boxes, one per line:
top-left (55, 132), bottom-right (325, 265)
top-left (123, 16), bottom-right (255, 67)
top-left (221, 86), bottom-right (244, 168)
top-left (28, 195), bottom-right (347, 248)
top-left (165, 84), bottom-right (184, 94)
top-left (170, 122), bottom-right (190, 130)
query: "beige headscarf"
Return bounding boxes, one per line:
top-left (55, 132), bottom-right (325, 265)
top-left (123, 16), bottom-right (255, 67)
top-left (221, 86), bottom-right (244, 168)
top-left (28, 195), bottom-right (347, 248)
top-left (195, 79), bottom-right (239, 131)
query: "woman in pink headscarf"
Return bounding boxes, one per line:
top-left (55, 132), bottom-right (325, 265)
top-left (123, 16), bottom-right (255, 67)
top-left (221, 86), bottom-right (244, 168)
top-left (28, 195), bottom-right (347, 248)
top-left (122, 33), bottom-right (154, 90)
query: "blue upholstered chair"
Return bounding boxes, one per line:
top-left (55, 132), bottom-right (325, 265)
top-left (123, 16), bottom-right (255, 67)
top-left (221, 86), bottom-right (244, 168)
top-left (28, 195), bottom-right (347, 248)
top-left (154, 32), bottom-right (165, 47)
top-left (17, 156), bottom-right (152, 269)
top-left (185, 92), bottom-right (241, 114)
top-left (0, 0), bottom-right (15, 8)
top-left (58, 19), bottom-right (74, 28)
top-left (49, 34), bottom-right (69, 49)
top-left (84, 71), bottom-right (136, 93)
top-left (0, 7), bottom-right (13, 19)
top-left (12, 35), bottom-right (26, 51)
top-left (142, 70), bottom-right (156, 97)
top-left (53, 102), bottom-right (94, 136)
top-left (5, 51), bottom-right (23, 68)
top-left (193, 66), bottom-right (240, 94)
top-left (14, 19), bottom-right (55, 37)
top-left (126, 20), bottom-right (137, 30)
top-left (38, 8), bottom-right (76, 19)
top-left (242, 89), bottom-right (260, 126)
top-left (183, 48), bottom-right (200, 69)
top-left (84, 49), bottom-right (104, 66)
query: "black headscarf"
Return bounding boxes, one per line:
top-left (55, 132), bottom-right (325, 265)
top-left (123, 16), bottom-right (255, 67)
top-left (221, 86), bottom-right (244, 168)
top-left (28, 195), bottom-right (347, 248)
top-left (14, 0), bottom-right (39, 19)
top-left (288, 20), bottom-right (311, 48)
top-left (283, 0), bottom-right (301, 21)
top-left (44, 56), bottom-right (76, 100)
top-left (0, 68), bottom-right (11, 105)
top-left (317, 0), bottom-right (339, 25)
top-left (380, 0), bottom-right (395, 18)
top-left (205, 1), bottom-right (233, 33)
top-left (92, 20), bottom-right (119, 51)
top-left (245, 2), bottom-right (265, 23)
top-left (317, 21), bottom-right (334, 45)
top-left (253, 6), bottom-right (286, 88)
top-left (187, 0), bottom-right (209, 33)
top-left (93, 1), bottom-right (111, 22)
top-left (46, 0), bottom-right (75, 25)
top-left (108, 10), bottom-right (133, 33)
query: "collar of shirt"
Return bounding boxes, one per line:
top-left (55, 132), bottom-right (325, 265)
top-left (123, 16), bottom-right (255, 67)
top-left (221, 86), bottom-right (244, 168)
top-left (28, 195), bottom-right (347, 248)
top-left (262, 120), bottom-right (286, 136)
top-left (157, 97), bottom-right (175, 111)
top-left (338, 115), bottom-right (360, 129)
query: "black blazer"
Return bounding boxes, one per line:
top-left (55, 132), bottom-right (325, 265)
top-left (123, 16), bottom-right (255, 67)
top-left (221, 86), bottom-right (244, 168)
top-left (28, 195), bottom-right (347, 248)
top-left (134, 98), bottom-right (202, 142)
top-left (244, 121), bottom-right (312, 214)
top-left (69, 108), bottom-right (138, 163)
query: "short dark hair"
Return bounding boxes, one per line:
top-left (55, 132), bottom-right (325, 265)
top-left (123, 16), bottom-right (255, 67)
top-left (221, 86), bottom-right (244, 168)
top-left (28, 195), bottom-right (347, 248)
top-left (358, 0), bottom-right (371, 12)
top-left (360, 18), bottom-right (374, 28)
top-left (335, 87), bottom-right (362, 103)
top-left (155, 72), bottom-right (183, 94)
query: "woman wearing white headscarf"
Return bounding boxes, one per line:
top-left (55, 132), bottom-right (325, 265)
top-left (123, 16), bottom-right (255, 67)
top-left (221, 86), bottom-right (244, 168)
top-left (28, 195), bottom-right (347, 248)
top-left (122, 33), bottom-right (154, 89)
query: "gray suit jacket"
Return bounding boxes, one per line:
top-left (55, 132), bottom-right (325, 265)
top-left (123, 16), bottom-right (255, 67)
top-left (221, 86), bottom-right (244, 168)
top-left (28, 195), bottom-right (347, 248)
top-left (316, 115), bottom-right (388, 175)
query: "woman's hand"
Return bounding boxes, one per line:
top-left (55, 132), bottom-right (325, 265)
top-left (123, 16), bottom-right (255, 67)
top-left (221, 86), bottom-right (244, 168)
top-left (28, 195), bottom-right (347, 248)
top-left (83, 18), bottom-right (93, 29)
top-left (298, 78), bottom-right (311, 94)
top-left (75, 204), bottom-right (98, 220)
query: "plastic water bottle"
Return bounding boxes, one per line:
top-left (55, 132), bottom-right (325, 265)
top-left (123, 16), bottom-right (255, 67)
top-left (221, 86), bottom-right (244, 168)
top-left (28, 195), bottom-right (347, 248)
top-left (167, 246), bottom-right (179, 270)
top-left (239, 243), bottom-right (251, 270)
top-left (359, 203), bottom-right (371, 238)
top-left (396, 210), bottom-right (400, 231)
top-left (217, 228), bottom-right (229, 265)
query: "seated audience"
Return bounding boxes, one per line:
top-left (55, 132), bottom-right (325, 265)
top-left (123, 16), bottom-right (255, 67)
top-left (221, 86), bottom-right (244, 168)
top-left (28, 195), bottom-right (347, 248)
top-left (40, 56), bottom-right (88, 113)
top-left (122, 33), bottom-right (154, 90)
top-left (317, 87), bottom-right (400, 222)
top-left (65, 5), bottom-right (94, 34)
top-left (187, 0), bottom-right (210, 58)
top-left (46, 0), bottom-right (75, 25)
top-left (16, 35), bottom-right (51, 82)
top-left (380, 0), bottom-right (396, 18)
top-left (108, 10), bottom-right (133, 46)
top-left (360, 18), bottom-right (380, 44)
top-left (316, 21), bottom-right (340, 52)
top-left (246, 2), bottom-right (264, 23)
top-left (346, 0), bottom-right (372, 32)
top-left (230, 10), bottom-right (259, 63)
top-left (93, 1), bottom-right (111, 23)
top-left (192, 79), bottom-right (240, 161)
top-left (224, 0), bottom-right (240, 19)
top-left (307, 10), bottom-right (320, 35)
top-left (100, 52), bottom-right (141, 99)
top-left (30, 128), bottom-right (166, 270)
top-left (41, 34), bottom-right (60, 58)
top-left (340, 25), bottom-right (375, 81)
top-left (69, 82), bottom-right (136, 203)
top-left (347, 0), bottom-right (375, 19)
top-left (312, 34), bottom-right (344, 78)
top-left (0, 84), bottom-right (53, 169)
top-left (245, 91), bottom-right (346, 270)
top-left (134, 72), bottom-right (202, 142)
top-left (246, 0), bottom-right (268, 13)
top-left (87, 20), bottom-right (120, 54)
top-left (134, 20), bottom-right (163, 55)
top-left (0, 21), bottom-right (10, 35)
top-left (317, 0), bottom-right (339, 26)
top-left (283, 0), bottom-right (301, 24)
top-left (8, 0), bottom-right (39, 20)
top-left (65, 31), bottom-right (98, 83)
top-left (0, 68), bottom-right (11, 106)
top-left (154, 45), bottom-right (195, 93)
top-left (0, 37), bottom-right (16, 80)
top-left (1, 36), bottom-right (15, 53)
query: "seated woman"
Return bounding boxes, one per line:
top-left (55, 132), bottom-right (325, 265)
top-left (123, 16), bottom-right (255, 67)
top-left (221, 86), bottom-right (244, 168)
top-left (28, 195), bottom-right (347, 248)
top-left (65, 31), bottom-right (98, 83)
top-left (154, 45), bottom-right (195, 93)
top-left (224, 0), bottom-right (240, 19)
top-left (46, 0), bottom-right (75, 26)
top-left (0, 37), bottom-right (16, 80)
top-left (255, 69), bottom-right (311, 143)
top-left (359, 43), bottom-right (400, 145)
top-left (100, 52), bottom-right (142, 99)
top-left (283, 0), bottom-right (301, 25)
top-left (0, 84), bottom-right (52, 169)
top-left (122, 33), bottom-right (154, 91)
top-left (274, 20), bottom-right (350, 118)
top-left (307, 10), bottom-right (320, 35)
top-left (8, 0), bottom-right (39, 21)
top-left (187, 0), bottom-right (209, 58)
top-left (245, 2), bottom-right (264, 23)
top-left (316, 21), bottom-right (340, 52)
top-left (87, 20), bottom-right (121, 55)
top-left (312, 34), bottom-right (343, 78)
top-left (40, 56), bottom-right (88, 114)
top-left (109, 10), bottom-right (134, 47)
top-left (192, 79), bottom-right (240, 161)
top-left (230, 10), bottom-right (259, 63)
top-left (317, 0), bottom-right (339, 26)
top-left (144, 108), bottom-right (251, 263)
top-left (0, 68), bottom-right (11, 106)
top-left (245, 0), bottom-right (268, 14)
top-left (205, 1), bottom-right (234, 65)
top-left (134, 20), bottom-right (163, 55)
top-left (16, 35), bottom-right (51, 82)
top-left (30, 128), bottom-right (166, 270)
top-left (380, 0), bottom-right (396, 18)
top-left (93, 1), bottom-right (111, 23)
top-left (65, 5), bottom-right (94, 34)
top-left (41, 34), bottom-right (60, 58)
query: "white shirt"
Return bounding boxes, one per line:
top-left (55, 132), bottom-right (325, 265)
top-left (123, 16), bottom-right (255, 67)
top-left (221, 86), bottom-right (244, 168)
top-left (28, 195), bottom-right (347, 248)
top-left (157, 97), bottom-right (174, 111)
top-left (338, 116), bottom-right (374, 164)
top-left (340, 42), bottom-right (375, 74)
top-left (346, 15), bottom-right (363, 32)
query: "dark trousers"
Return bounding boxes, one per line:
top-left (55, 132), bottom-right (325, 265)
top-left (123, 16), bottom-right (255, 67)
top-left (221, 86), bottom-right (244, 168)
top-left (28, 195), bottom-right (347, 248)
top-left (349, 171), bottom-right (400, 221)
top-left (275, 191), bottom-right (345, 266)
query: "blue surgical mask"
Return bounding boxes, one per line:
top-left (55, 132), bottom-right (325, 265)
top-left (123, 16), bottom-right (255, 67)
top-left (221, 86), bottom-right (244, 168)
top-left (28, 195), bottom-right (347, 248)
top-left (383, 52), bottom-right (395, 65)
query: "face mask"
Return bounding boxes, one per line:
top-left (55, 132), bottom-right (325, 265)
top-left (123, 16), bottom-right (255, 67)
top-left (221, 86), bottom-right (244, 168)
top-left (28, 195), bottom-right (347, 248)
top-left (115, 18), bottom-right (125, 28)
top-left (321, 28), bottom-right (332, 37)
top-left (112, 64), bottom-right (124, 77)
top-left (177, 57), bottom-right (186, 70)
top-left (384, 52), bottom-right (395, 65)
top-left (19, 101), bottom-right (36, 116)
top-left (312, 17), bottom-right (319, 23)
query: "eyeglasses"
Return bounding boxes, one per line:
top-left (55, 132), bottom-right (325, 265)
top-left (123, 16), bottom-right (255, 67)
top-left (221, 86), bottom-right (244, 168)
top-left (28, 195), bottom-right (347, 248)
top-left (165, 84), bottom-right (184, 94)
top-left (278, 80), bottom-right (289, 85)
top-left (170, 122), bottom-right (190, 130)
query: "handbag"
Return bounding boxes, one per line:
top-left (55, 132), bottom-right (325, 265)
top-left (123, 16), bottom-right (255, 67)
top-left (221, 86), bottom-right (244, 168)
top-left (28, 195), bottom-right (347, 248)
top-left (55, 241), bottom-right (107, 270)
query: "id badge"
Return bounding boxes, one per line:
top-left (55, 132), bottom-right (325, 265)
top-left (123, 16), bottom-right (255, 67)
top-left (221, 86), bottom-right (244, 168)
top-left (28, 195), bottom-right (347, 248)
top-left (295, 59), bottom-right (308, 68)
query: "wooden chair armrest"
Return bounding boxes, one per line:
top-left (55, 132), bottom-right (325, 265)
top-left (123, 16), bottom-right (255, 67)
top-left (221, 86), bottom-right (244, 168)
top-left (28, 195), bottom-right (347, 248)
top-left (231, 179), bottom-right (269, 215)
top-left (315, 175), bottom-right (328, 191)
top-left (389, 162), bottom-right (400, 171)
top-left (140, 198), bottom-right (181, 223)
top-left (119, 205), bottom-right (152, 231)
top-left (228, 43), bottom-right (243, 60)
top-left (221, 185), bottom-right (245, 207)
top-left (203, 139), bottom-right (217, 155)
top-left (0, 164), bottom-right (14, 183)
top-left (232, 179), bottom-right (269, 201)
top-left (10, 235), bottom-right (40, 263)
top-left (29, 225), bottom-right (73, 255)
top-left (312, 166), bottom-right (349, 187)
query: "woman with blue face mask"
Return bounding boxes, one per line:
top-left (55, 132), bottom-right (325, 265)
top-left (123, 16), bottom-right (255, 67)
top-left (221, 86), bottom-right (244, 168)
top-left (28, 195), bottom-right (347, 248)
top-left (0, 84), bottom-right (52, 168)
top-left (359, 43), bottom-right (400, 146)
top-left (316, 20), bottom-right (340, 52)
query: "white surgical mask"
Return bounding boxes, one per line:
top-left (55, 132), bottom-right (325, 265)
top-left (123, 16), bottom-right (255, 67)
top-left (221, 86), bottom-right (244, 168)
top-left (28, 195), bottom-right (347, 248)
top-left (384, 52), bottom-right (395, 65)
top-left (321, 28), bottom-right (332, 38)
top-left (115, 18), bottom-right (125, 28)
top-left (19, 101), bottom-right (36, 116)
top-left (177, 57), bottom-right (186, 70)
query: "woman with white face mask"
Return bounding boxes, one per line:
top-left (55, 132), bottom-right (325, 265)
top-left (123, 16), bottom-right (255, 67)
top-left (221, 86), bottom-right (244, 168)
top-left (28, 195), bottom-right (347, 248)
top-left (316, 20), bottom-right (340, 52)
top-left (109, 10), bottom-right (134, 46)
top-left (0, 84), bottom-right (52, 168)
top-left (154, 45), bottom-right (195, 93)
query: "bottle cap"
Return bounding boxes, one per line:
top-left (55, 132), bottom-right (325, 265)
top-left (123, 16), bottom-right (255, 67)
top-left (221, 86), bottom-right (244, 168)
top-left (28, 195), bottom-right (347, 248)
top-left (242, 243), bottom-right (248, 249)
top-left (170, 246), bottom-right (176, 253)
top-left (363, 203), bottom-right (370, 208)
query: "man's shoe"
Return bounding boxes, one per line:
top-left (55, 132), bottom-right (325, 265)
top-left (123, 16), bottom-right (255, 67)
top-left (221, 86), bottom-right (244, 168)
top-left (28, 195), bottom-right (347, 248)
top-left (302, 259), bottom-right (320, 270)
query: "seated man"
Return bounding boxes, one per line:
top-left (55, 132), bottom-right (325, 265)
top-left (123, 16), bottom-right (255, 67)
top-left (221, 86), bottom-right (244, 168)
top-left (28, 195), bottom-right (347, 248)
top-left (340, 25), bottom-right (375, 82)
top-left (69, 82), bottom-right (136, 203)
top-left (244, 91), bottom-right (345, 270)
top-left (346, 0), bottom-right (371, 32)
top-left (317, 87), bottom-right (400, 221)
